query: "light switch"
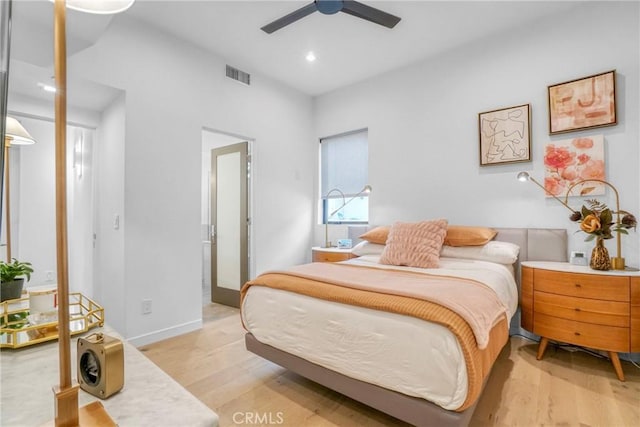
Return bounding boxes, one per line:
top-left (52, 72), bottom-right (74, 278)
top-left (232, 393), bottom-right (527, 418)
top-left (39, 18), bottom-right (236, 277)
top-left (114, 214), bottom-right (120, 230)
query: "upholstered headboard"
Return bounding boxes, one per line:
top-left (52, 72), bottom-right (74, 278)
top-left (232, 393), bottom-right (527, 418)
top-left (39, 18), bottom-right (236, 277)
top-left (492, 228), bottom-right (567, 285)
top-left (493, 228), bottom-right (568, 262)
top-left (348, 226), bottom-right (568, 262)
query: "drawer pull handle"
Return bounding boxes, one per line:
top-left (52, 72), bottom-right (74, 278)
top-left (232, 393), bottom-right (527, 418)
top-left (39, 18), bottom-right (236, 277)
top-left (575, 308), bottom-right (581, 312)
top-left (575, 283), bottom-right (582, 288)
top-left (574, 332), bottom-right (581, 336)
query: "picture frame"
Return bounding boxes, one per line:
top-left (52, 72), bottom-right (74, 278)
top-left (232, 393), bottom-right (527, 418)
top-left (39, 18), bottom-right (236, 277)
top-left (544, 134), bottom-right (605, 198)
top-left (478, 103), bottom-right (531, 166)
top-left (548, 70), bottom-right (616, 134)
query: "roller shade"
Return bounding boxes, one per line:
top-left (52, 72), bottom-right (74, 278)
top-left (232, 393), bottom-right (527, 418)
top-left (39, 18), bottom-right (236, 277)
top-left (321, 129), bottom-right (368, 198)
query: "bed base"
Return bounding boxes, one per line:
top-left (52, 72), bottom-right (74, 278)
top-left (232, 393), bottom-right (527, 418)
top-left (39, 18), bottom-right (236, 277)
top-left (245, 333), bottom-right (477, 427)
top-left (244, 228), bottom-right (569, 426)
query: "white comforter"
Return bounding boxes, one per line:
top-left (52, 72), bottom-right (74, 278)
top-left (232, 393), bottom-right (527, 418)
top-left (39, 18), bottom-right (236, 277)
top-left (241, 256), bottom-right (517, 410)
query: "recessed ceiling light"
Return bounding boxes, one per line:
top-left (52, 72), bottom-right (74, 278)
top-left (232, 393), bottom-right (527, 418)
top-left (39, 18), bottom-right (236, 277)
top-left (306, 51), bottom-right (316, 62)
top-left (37, 82), bottom-right (57, 93)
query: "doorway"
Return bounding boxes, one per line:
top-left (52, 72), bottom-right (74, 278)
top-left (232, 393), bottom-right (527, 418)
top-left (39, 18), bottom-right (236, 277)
top-left (201, 129), bottom-right (252, 308)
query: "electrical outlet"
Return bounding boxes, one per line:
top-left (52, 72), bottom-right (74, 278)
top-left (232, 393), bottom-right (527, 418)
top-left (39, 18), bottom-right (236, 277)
top-left (46, 271), bottom-right (55, 282)
top-left (142, 299), bottom-right (152, 315)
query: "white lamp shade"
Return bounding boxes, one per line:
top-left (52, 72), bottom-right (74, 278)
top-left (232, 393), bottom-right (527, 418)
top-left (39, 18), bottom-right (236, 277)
top-left (50, 0), bottom-right (135, 15)
top-left (5, 117), bottom-right (36, 145)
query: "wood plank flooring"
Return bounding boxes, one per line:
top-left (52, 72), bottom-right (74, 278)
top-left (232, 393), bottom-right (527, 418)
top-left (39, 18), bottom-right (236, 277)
top-left (139, 304), bottom-right (640, 426)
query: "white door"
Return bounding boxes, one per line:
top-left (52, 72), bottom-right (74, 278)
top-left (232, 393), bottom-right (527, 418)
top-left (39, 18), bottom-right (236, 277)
top-left (210, 142), bottom-right (248, 307)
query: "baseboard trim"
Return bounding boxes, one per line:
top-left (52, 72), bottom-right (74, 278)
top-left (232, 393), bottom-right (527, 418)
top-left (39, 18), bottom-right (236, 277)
top-left (127, 319), bottom-right (203, 347)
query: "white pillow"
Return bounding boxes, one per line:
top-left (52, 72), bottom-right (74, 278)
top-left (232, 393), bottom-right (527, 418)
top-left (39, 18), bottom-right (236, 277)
top-left (440, 241), bottom-right (520, 265)
top-left (351, 241), bottom-right (386, 256)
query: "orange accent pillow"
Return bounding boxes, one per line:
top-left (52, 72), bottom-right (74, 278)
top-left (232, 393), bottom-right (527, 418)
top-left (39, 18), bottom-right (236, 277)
top-left (363, 225), bottom-right (496, 247)
top-left (359, 226), bottom-right (390, 245)
top-left (379, 219), bottom-right (448, 268)
top-left (444, 225), bottom-right (497, 247)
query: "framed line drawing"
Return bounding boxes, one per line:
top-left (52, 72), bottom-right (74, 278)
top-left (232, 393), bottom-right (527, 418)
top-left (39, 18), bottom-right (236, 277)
top-left (548, 70), bottom-right (616, 134)
top-left (478, 103), bottom-right (531, 166)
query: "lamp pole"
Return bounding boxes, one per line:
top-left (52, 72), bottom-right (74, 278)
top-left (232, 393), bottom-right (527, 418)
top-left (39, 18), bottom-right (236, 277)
top-left (52, 1), bottom-right (80, 425)
top-left (50, 0), bottom-right (134, 424)
top-left (324, 188), bottom-right (345, 248)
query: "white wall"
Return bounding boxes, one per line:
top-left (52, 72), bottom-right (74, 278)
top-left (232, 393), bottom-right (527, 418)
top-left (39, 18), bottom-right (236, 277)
top-left (94, 93), bottom-right (126, 335)
top-left (68, 15), bottom-right (315, 345)
top-left (314, 2), bottom-right (640, 267)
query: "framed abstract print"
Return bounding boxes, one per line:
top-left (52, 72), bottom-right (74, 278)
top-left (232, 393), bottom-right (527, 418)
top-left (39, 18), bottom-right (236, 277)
top-left (544, 134), bottom-right (605, 198)
top-left (479, 103), bottom-right (531, 166)
top-left (548, 70), bottom-right (616, 134)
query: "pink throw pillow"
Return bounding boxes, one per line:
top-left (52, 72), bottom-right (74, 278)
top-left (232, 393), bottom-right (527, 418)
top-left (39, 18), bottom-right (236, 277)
top-left (380, 219), bottom-right (448, 268)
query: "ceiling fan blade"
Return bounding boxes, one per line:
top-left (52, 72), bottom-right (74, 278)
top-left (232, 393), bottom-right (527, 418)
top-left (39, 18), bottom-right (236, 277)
top-left (261, 2), bottom-right (318, 34)
top-left (340, 1), bottom-right (401, 29)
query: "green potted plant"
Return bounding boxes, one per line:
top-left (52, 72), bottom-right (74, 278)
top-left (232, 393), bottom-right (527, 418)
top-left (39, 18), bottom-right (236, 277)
top-left (1, 258), bottom-right (34, 302)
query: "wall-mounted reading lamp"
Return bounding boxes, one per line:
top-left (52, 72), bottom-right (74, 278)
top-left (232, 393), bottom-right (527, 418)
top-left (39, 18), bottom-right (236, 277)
top-left (516, 171), bottom-right (577, 212)
top-left (3, 117), bottom-right (36, 262)
top-left (323, 184), bottom-right (372, 248)
top-left (48, 1), bottom-right (134, 425)
top-left (517, 171), bottom-right (627, 270)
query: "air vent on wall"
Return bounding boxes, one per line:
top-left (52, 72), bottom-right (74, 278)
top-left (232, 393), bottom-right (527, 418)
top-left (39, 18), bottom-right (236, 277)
top-left (226, 65), bottom-right (250, 86)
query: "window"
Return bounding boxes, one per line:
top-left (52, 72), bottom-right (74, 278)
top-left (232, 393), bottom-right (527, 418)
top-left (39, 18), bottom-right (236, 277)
top-left (320, 129), bottom-right (369, 224)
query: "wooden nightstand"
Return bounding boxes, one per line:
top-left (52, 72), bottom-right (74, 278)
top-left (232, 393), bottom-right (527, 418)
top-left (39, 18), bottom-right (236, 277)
top-left (521, 261), bottom-right (640, 381)
top-left (312, 246), bottom-right (356, 263)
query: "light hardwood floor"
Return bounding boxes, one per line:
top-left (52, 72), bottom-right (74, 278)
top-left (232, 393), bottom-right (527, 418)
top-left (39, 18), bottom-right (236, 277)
top-left (140, 304), bottom-right (640, 426)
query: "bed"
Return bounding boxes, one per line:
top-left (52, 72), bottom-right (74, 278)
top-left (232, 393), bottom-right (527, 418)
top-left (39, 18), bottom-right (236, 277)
top-left (241, 227), bottom-right (567, 426)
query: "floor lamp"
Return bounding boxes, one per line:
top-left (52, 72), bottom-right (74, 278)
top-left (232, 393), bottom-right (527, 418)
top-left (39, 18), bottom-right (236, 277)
top-left (3, 117), bottom-right (36, 262)
top-left (49, 1), bottom-right (134, 425)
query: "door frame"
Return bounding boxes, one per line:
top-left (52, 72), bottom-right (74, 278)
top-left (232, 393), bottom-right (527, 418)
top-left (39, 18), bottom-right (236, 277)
top-left (202, 127), bottom-right (254, 307)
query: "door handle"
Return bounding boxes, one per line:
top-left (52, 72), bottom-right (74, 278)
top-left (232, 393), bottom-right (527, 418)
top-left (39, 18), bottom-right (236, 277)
top-left (211, 225), bottom-right (216, 245)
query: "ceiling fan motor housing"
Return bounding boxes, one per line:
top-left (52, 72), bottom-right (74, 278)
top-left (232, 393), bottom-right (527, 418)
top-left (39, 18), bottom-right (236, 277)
top-left (316, 0), bottom-right (344, 15)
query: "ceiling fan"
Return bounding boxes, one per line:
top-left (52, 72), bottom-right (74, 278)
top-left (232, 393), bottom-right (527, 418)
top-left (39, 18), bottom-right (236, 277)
top-left (261, 0), bottom-right (401, 34)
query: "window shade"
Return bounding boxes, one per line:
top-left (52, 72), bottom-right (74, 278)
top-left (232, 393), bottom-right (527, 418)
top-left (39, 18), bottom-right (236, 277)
top-left (321, 129), bottom-right (368, 198)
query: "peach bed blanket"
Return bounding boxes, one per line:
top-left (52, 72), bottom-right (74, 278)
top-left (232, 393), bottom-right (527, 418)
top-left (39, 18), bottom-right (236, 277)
top-left (241, 262), bottom-right (510, 411)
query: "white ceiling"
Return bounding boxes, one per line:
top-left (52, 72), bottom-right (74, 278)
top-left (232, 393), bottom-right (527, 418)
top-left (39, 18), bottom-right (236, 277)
top-left (125, 0), bottom-right (580, 95)
top-left (8, 0), bottom-right (582, 110)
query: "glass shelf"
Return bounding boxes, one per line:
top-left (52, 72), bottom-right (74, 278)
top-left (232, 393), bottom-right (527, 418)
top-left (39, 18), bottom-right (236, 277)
top-left (0, 292), bottom-right (104, 349)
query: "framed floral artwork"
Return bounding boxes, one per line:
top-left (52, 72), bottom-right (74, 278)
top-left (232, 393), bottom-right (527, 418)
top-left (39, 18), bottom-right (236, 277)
top-left (548, 70), bottom-right (616, 134)
top-left (544, 135), bottom-right (605, 198)
top-left (478, 104), bottom-right (531, 166)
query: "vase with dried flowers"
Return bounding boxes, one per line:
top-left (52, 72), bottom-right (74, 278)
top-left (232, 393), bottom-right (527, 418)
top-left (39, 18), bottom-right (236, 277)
top-left (568, 199), bottom-right (637, 270)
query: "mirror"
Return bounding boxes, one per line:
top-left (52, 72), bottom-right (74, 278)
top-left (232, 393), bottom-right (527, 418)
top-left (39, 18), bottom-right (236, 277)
top-left (1, 0), bottom-right (11, 226)
top-left (1, 117), bottom-right (95, 295)
top-left (3, 1), bottom-right (124, 299)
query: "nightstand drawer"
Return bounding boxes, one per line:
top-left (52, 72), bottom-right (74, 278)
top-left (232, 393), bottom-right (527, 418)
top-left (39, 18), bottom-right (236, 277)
top-left (534, 312), bottom-right (629, 352)
top-left (534, 291), bottom-right (629, 327)
top-left (535, 269), bottom-right (629, 301)
top-left (312, 250), bottom-right (354, 263)
top-left (632, 278), bottom-right (640, 352)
